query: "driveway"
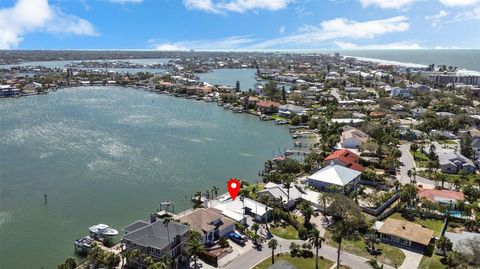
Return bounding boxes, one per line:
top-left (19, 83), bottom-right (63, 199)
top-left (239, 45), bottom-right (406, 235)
top-left (398, 248), bottom-right (424, 269)
top-left (398, 143), bottom-right (439, 188)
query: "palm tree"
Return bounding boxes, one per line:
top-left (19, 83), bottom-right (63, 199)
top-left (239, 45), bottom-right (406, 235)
top-left (268, 239), bottom-right (278, 264)
top-left (282, 175), bottom-right (293, 209)
top-left (193, 191), bottom-right (203, 209)
top-left (252, 223), bottom-right (260, 244)
top-left (148, 262), bottom-right (168, 269)
top-left (411, 167), bottom-right (417, 184)
top-left (130, 249), bottom-right (141, 266)
top-left (120, 249), bottom-right (130, 268)
top-left (145, 256), bottom-right (155, 267)
top-left (457, 200), bottom-right (467, 219)
top-left (366, 259), bottom-right (384, 269)
top-left (308, 229), bottom-right (324, 269)
top-left (212, 186), bottom-right (219, 199)
top-left (436, 236), bottom-right (453, 258)
top-left (299, 200), bottom-right (314, 226)
top-left (452, 178), bottom-right (461, 191)
top-left (187, 231), bottom-right (204, 269)
top-left (163, 217), bottom-right (173, 254)
top-left (364, 231), bottom-right (380, 254)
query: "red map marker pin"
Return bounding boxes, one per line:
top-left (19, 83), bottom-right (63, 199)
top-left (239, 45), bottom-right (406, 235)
top-left (227, 178), bottom-right (240, 200)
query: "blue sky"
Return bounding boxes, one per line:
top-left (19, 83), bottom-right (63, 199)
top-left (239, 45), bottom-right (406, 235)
top-left (0, 0), bottom-right (479, 50)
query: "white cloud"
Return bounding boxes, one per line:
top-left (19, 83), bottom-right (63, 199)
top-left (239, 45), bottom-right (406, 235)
top-left (153, 43), bottom-right (188, 51)
top-left (439, 0), bottom-right (479, 6)
top-left (335, 41), bottom-right (423, 49)
top-left (183, 0), bottom-right (292, 13)
top-left (108, 0), bottom-right (143, 3)
top-left (294, 5), bottom-right (313, 17)
top-left (0, 0), bottom-right (97, 49)
top-left (434, 46), bottom-right (462, 49)
top-left (253, 16), bottom-right (410, 49)
top-left (150, 35), bottom-right (257, 51)
top-left (279, 25), bottom-right (286, 34)
top-left (425, 10), bottom-right (448, 26)
top-left (358, 0), bottom-right (417, 9)
top-left (445, 7), bottom-right (480, 23)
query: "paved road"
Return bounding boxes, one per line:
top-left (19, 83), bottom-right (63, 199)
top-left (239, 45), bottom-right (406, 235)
top-left (398, 143), bottom-right (438, 188)
top-left (223, 235), bottom-right (395, 269)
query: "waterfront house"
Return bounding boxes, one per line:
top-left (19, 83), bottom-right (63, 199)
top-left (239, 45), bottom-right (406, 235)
top-left (374, 218), bottom-right (434, 251)
top-left (122, 219), bottom-right (190, 265)
top-left (22, 82), bottom-right (42, 94)
top-left (256, 100), bottom-right (281, 114)
top-left (0, 85), bottom-right (19, 97)
top-left (278, 104), bottom-right (307, 118)
top-left (258, 182), bottom-right (302, 209)
top-left (177, 208), bottom-right (235, 244)
top-left (307, 164), bottom-right (361, 192)
top-left (323, 149), bottom-right (366, 172)
top-left (248, 96), bottom-right (260, 105)
top-left (340, 127), bottom-right (370, 149)
top-left (210, 195), bottom-right (272, 223)
top-left (418, 188), bottom-right (465, 210)
top-left (331, 118), bottom-right (365, 126)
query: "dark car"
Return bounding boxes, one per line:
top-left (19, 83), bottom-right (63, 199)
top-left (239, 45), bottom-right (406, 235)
top-left (227, 232), bottom-right (245, 245)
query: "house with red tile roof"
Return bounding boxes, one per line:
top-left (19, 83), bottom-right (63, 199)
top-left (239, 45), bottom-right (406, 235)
top-left (256, 100), bottom-right (281, 114)
top-left (418, 187), bottom-right (465, 209)
top-left (324, 149), bottom-right (366, 172)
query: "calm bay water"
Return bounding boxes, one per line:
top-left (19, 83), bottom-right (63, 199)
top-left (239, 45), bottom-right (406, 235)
top-left (198, 68), bottom-right (258, 90)
top-left (0, 87), bottom-right (292, 269)
top-left (0, 58), bottom-right (171, 74)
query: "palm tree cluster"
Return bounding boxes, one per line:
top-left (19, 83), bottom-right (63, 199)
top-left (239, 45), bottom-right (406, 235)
top-left (57, 257), bottom-right (76, 269)
top-left (323, 193), bottom-right (366, 269)
top-left (86, 245), bottom-right (121, 269)
top-left (186, 230), bottom-right (205, 269)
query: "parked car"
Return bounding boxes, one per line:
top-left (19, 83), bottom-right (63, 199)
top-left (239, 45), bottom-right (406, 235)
top-left (227, 232), bottom-right (245, 245)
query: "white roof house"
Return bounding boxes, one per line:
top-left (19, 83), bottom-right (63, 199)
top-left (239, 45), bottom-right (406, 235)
top-left (258, 182), bottom-right (302, 208)
top-left (307, 164), bottom-right (361, 191)
top-left (209, 194), bottom-right (272, 222)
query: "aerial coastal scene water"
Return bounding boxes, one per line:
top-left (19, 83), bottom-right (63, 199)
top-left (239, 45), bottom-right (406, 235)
top-left (0, 85), bottom-right (293, 269)
top-left (1, 1), bottom-right (480, 269)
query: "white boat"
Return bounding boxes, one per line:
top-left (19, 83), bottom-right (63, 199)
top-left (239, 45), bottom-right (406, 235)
top-left (89, 224), bottom-right (118, 236)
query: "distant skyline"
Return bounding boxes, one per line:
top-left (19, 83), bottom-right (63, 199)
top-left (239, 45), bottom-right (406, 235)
top-left (0, 0), bottom-right (479, 50)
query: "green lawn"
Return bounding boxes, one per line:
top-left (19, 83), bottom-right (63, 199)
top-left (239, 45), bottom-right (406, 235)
top-left (438, 140), bottom-right (457, 145)
top-left (389, 213), bottom-right (444, 237)
top-left (418, 245), bottom-right (445, 269)
top-left (419, 171), bottom-right (479, 185)
top-left (245, 183), bottom-right (265, 199)
top-left (410, 150), bottom-right (430, 167)
top-left (271, 115), bottom-right (289, 121)
top-left (324, 230), bottom-right (405, 268)
top-left (253, 253), bottom-right (338, 269)
top-left (270, 224), bottom-right (299, 240)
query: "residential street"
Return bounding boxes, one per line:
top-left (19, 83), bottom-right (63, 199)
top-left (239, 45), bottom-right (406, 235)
top-left (222, 235), bottom-right (396, 269)
top-left (398, 143), bottom-right (439, 188)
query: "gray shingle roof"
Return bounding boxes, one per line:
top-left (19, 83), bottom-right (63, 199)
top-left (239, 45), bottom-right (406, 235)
top-left (124, 220), bottom-right (149, 233)
top-left (123, 220), bottom-right (190, 250)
